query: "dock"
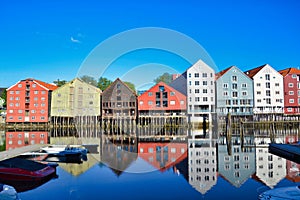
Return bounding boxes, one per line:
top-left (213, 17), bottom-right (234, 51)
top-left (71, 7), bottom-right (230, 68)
top-left (269, 143), bottom-right (300, 163)
top-left (0, 144), bottom-right (47, 161)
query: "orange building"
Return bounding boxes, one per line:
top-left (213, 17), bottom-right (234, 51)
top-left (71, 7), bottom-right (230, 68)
top-left (6, 78), bottom-right (58, 123)
top-left (138, 82), bottom-right (186, 115)
top-left (6, 131), bottom-right (48, 151)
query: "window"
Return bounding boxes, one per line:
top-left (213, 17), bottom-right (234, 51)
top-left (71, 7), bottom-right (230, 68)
top-left (189, 81), bottom-right (191, 86)
top-left (18, 110), bottom-right (22, 113)
top-left (16, 91), bottom-right (20, 94)
top-left (202, 73), bottom-right (207, 77)
top-left (41, 91), bottom-right (46, 94)
top-left (159, 85), bottom-right (165, 92)
top-left (292, 74), bottom-right (297, 78)
top-left (242, 91), bottom-right (247, 96)
top-left (41, 97), bottom-right (45, 101)
top-left (156, 101), bottom-right (160, 107)
top-left (265, 74), bottom-right (270, 80)
top-left (223, 83), bottom-right (228, 88)
top-left (266, 90), bottom-right (271, 96)
top-left (170, 91), bottom-right (175, 96)
top-left (188, 73), bottom-right (191, 78)
top-left (18, 84), bottom-right (22, 88)
top-left (139, 101), bottom-right (143, 105)
top-left (180, 100), bottom-right (184, 105)
top-left (276, 91), bottom-right (280, 94)
top-left (9, 91), bottom-right (14, 94)
top-left (266, 82), bottom-right (270, 88)
top-left (226, 100), bottom-right (231, 105)
top-left (41, 116), bottom-right (45, 120)
top-left (195, 73), bottom-right (199, 78)
top-left (289, 91), bottom-right (294, 95)
top-left (289, 99), bottom-right (295, 103)
top-left (241, 83), bottom-right (247, 88)
top-left (34, 97), bottom-right (38, 101)
top-left (195, 81), bottom-right (199, 85)
top-left (41, 110), bottom-right (45, 114)
top-left (232, 83), bottom-right (237, 90)
top-left (32, 116), bottom-right (36, 120)
top-left (223, 91), bottom-right (228, 96)
top-left (34, 90), bottom-right (38, 94)
top-left (257, 99), bottom-right (261, 103)
top-left (257, 83), bottom-right (261, 87)
top-left (195, 89), bottom-right (199, 93)
top-left (15, 97), bottom-right (20, 100)
top-left (275, 83), bottom-right (280, 86)
top-left (15, 103), bottom-right (20, 107)
top-left (232, 92), bottom-right (238, 97)
top-left (287, 108), bottom-right (293, 112)
top-left (148, 92), bottom-right (152, 96)
top-left (203, 89), bottom-right (207, 93)
top-left (203, 97), bottom-right (208, 102)
top-left (195, 97), bottom-right (200, 102)
top-left (266, 98), bottom-right (271, 104)
top-left (232, 76), bottom-right (237, 82)
top-left (148, 101), bottom-right (153, 105)
top-left (257, 91), bottom-right (261, 95)
top-left (170, 100), bottom-right (175, 105)
top-left (31, 110), bottom-right (36, 113)
top-left (32, 84), bottom-right (36, 88)
top-left (203, 81), bottom-right (207, 85)
top-left (289, 83), bottom-right (294, 88)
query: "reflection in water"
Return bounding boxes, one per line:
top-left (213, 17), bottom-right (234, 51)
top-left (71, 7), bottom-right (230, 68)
top-left (3, 127), bottom-right (300, 198)
top-left (218, 136), bottom-right (255, 188)
top-left (188, 139), bottom-right (217, 194)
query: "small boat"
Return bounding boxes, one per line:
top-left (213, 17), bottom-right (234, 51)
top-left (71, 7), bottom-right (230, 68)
top-left (259, 186), bottom-right (300, 199)
top-left (0, 157), bottom-right (56, 182)
top-left (41, 145), bottom-right (87, 156)
top-left (0, 184), bottom-right (19, 200)
top-left (0, 158), bottom-right (57, 192)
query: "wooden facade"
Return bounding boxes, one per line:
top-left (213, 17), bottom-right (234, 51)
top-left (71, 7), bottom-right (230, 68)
top-left (101, 78), bottom-right (137, 119)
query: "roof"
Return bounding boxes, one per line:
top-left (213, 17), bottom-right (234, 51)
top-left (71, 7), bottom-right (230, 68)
top-left (7, 78), bottom-right (58, 91)
top-left (215, 66), bottom-right (233, 80)
top-left (34, 79), bottom-right (58, 91)
top-left (278, 68), bottom-right (300, 77)
top-left (102, 78), bottom-right (137, 96)
top-left (244, 64), bottom-right (266, 78)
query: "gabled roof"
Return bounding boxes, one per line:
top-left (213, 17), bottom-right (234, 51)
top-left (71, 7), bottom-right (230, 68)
top-left (215, 66), bottom-right (233, 80)
top-left (278, 68), bottom-right (300, 77)
top-left (102, 78), bottom-right (137, 96)
top-left (6, 78), bottom-right (58, 91)
top-left (244, 64), bottom-right (266, 78)
top-left (141, 81), bottom-right (186, 98)
top-left (34, 79), bottom-right (58, 91)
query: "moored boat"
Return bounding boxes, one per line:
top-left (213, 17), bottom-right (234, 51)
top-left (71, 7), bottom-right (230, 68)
top-left (0, 157), bottom-right (56, 182)
top-left (41, 145), bottom-right (87, 156)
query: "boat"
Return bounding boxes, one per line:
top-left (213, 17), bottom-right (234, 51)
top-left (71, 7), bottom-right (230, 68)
top-left (0, 157), bottom-right (57, 192)
top-left (0, 184), bottom-right (19, 200)
top-left (269, 143), bottom-right (300, 163)
top-left (259, 186), bottom-right (300, 199)
top-left (41, 145), bottom-right (88, 156)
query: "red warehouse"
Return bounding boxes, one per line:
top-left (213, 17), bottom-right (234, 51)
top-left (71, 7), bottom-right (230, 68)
top-left (6, 78), bottom-right (58, 123)
top-left (279, 68), bottom-right (300, 114)
top-left (138, 82), bottom-right (186, 116)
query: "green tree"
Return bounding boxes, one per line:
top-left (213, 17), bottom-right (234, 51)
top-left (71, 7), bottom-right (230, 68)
top-left (97, 77), bottom-right (112, 91)
top-left (154, 72), bottom-right (173, 84)
top-left (124, 81), bottom-right (136, 92)
top-left (53, 79), bottom-right (67, 87)
top-left (80, 75), bottom-right (97, 87)
top-left (0, 89), bottom-right (7, 108)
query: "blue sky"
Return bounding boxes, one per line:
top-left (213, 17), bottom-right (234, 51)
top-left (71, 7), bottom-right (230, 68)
top-left (1, 0), bottom-right (300, 89)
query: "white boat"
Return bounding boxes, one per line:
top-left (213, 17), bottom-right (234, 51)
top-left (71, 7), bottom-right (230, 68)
top-left (0, 184), bottom-right (19, 200)
top-left (259, 186), bottom-right (300, 199)
top-left (41, 145), bottom-right (87, 156)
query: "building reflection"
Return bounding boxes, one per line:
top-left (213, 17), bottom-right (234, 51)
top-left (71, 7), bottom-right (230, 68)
top-left (6, 131), bottom-right (48, 150)
top-left (218, 136), bottom-right (255, 187)
top-left (188, 138), bottom-right (217, 194)
top-left (138, 141), bottom-right (187, 171)
top-left (99, 136), bottom-right (138, 176)
top-left (254, 136), bottom-right (286, 188)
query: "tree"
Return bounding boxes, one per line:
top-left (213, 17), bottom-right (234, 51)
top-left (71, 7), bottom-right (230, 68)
top-left (97, 77), bottom-right (112, 91)
top-left (154, 72), bottom-right (173, 84)
top-left (53, 79), bottom-right (67, 87)
top-left (80, 75), bottom-right (97, 87)
top-left (0, 89), bottom-right (7, 108)
top-left (124, 81), bottom-right (136, 92)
